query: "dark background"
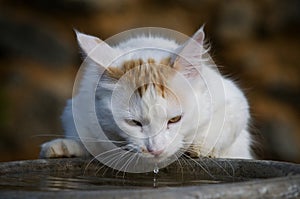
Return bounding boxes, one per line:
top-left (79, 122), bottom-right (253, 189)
top-left (0, 0), bottom-right (299, 163)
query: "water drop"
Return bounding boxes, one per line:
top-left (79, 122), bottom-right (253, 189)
top-left (153, 165), bottom-right (159, 188)
top-left (153, 176), bottom-right (158, 188)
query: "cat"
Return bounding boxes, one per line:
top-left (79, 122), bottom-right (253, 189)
top-left (40, 26), bottom-right (253, 170)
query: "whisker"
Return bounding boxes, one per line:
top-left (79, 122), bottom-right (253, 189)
top-left (179, 152), bottom-right (215, 179)
top-left (115, 149), bottom-right (135, 177)
top-left (133, 152), bottom-right (141, 170)
top-left (174, 153), bottom-right (184, 181)
top-left (122, 151), bottom-right (137, 178)
top-left (97, 152), bottom-right (124, 176)
top-left (181, 146), bottom-right (214, 173)
top-left (33, 134), bottom-right (127, 144)
top-left (179, 154), bottom-right (195, 174)
top-left (81, 139), bottom-right (127, 143)
top-left (204, 157), bottom-right (234, 178)
top-left (179, 145), bottom-right (235, 180)
top-left (90, 148), bottom-right (126, 175)
top-left (85, 147), bottom-right (124, 175)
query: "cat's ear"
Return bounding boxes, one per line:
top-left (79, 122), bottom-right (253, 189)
top-left (75, 30), bottom-right (119, 67)
top-left (75, 30), bottom-right (102, 54)
top-left (173, 26), bottom-right (206, 79)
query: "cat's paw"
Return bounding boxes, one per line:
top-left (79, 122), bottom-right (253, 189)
top-left (186, 145), bottom-right (217, 158)
top-left (186, 145), bottom-right (202, 158)
top-left (186, 150), bottom-right (201, 158)
top-left (185, 146), bottom-right (217, 158)
top-left (40, 139), bottom-right (87, 158)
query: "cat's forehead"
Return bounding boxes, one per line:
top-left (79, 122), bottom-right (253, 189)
top-left (107, 57), bottom-right (175, 98)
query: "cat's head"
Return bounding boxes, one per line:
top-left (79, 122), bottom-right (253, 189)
top-left (76, 27), bottom-right (209, 162)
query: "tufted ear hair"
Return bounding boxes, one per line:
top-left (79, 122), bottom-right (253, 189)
top-left (173, 26), bottom-right (206, 79)
top-left (74, 30), bottom-right (119, 68)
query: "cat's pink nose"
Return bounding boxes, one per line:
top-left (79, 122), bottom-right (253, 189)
top-left (147, 147), bottom-right (163, 156)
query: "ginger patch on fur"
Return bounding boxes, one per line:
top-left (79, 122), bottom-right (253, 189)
top-left (107, 58), bottom-right (174, 98)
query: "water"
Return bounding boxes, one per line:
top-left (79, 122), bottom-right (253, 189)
top-left (0, 158), bottom-right (258, 192)
top-left (153, 165), bottom-right (159, 174)
top-left (0, 169), bottom-right (223, 191)
top-left (1, 159), bottom-right (299, 198)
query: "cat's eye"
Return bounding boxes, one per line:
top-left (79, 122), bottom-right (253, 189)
top-left (168, 115), bottom-right (182, 124)
top-left (126, 119), bottom-right (143, 127)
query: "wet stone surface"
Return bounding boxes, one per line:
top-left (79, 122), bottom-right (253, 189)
top-left (0, 158), bottom-right (299, 198)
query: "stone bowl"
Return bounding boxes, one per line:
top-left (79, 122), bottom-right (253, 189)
top-left (0, 158), bottom-right (299, 198)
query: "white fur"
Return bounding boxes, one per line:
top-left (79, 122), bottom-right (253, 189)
top-left (40, 27), bottom-right (253, 160)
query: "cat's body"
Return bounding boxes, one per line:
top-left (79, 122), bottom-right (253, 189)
top-left (40, 27), bottom-right (253, 164)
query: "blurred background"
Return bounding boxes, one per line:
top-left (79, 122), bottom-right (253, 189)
top-left (0, 0), bottom-right (299, 163)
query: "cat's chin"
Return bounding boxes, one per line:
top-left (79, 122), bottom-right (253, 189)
top-left (139, 152), bottom-right (173, 163)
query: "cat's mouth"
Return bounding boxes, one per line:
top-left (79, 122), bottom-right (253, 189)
top-left (124, 144), bottom-right (166, 159)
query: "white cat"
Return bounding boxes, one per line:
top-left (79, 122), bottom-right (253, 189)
top-left (40, 27), bottom-right (253, 168)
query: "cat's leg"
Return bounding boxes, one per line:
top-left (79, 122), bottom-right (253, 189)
top-left (40, 138), bottom-right (89, 158)
top-left (186, 133), bottom-right (253, 159)
top-left (223, 129), bottom-right (253, 159)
